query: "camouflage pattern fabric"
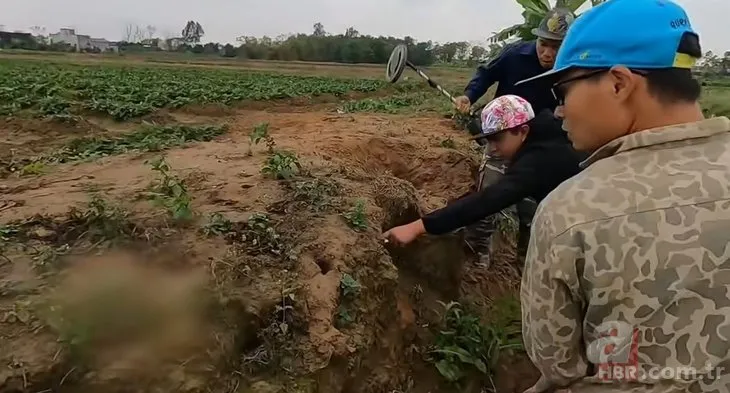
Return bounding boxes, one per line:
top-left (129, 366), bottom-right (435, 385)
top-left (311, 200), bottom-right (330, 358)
top-left (520, 116), bottom-right (730, 393)
top-left (464, 151), bottom-right (537, 267)
top-left (463, 154), bottom-right (506, 267)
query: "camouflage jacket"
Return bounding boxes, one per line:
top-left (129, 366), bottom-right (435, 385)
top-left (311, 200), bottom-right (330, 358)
top-left (520, 116), bottom-right (730, 393)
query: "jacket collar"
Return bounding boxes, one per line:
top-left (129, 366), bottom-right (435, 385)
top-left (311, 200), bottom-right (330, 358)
top-left (580, 116), bottom-right (730, 168)
top-left (510, 110), bottom-right (569, 162)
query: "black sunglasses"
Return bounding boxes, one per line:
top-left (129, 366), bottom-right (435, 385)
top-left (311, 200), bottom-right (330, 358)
top-left (551, 68), bottom-right (649, 105)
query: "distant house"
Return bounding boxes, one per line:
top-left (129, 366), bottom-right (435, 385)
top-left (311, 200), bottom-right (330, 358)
top-left (49, 28), bottom-right (80, 49)
top-left (77, 33), bottom-right (91, 50)
top-left (90, 38), bottom-right (116, 52)
top-left (160, 37), bottom-right (185, 51)
top-left (140, 38), bottom-right (160, 48)
top-left (49, 28), bottom-right (117, 52)
top-left (139, 37), bottom-right (185, 51)
top-left (0, 31), bottom-right (36, 48)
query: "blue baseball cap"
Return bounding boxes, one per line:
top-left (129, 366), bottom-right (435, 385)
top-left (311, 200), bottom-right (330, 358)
top-left (516, 0), bottom-right (702, 86)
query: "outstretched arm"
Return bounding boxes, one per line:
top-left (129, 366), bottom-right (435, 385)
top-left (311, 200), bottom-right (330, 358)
top-left (421, 156), bottom-right (537, 235)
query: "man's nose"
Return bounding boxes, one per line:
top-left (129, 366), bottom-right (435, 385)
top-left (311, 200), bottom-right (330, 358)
top-left (554, 105), bottom-right (565, 119)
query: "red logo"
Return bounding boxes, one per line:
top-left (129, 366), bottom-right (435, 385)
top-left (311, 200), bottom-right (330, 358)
top-left (586, 322), bottom-right (640, 381)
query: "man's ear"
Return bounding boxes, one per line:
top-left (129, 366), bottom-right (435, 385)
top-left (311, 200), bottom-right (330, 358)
top-left (608, 66), bottom-right (636, 101)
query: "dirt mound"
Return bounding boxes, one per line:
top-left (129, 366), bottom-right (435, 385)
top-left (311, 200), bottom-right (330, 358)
top-left (343, 137), bottom-right (476, 196)
top-left (0, 107), bottom-right (536, 393)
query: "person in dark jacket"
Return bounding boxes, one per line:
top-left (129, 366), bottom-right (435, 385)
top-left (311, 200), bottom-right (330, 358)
top-left (382, 95), bottom-right (583, 265)
top-left (448, 8), bottom-right (578, 265)
top-left (454, 7), bottom-right (576, 116)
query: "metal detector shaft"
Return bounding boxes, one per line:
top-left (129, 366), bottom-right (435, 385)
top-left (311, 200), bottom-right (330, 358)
top-left (405, 61), bottom-right (458, 105)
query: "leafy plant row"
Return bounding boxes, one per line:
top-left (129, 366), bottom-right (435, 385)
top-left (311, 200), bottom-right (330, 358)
top-left (0, 59), bottom-right (392, 120)
top-left (48, 123), bottom-right (228, 163)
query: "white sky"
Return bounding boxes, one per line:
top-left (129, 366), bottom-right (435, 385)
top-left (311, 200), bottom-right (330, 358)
top-left (2, 0), bottom-right (728, 53)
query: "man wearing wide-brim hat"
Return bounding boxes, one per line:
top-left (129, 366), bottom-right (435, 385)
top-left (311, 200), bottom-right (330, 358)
top-left (454, 7), bottom-right (576, 117)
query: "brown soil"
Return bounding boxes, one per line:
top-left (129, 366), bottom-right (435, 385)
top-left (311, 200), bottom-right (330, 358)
top-left (0, 117), bottom-right (108, 171)
top-left (0, 103), bottom-right (538, 392)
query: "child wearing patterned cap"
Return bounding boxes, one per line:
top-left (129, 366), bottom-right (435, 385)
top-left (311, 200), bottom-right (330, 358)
top-left (383, 94), bottom-right (583, 267)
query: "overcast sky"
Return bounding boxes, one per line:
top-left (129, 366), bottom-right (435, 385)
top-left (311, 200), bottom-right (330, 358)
top-left (2, 0), bottom-right (728, 53)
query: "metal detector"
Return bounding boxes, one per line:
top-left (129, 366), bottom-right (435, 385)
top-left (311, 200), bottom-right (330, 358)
top-left (385, 44), bottom-right (484, 140)
top-left (386, 44), bottom-right (461, 105)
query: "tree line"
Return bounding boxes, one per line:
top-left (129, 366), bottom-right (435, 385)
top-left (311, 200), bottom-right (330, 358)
top-left (118, 22), bottom-right (504, 66)
top-left (699, 51), bottom-right (730, 76)
top-left (10, 20), bottom-right (504, 67)
top-left (7, 19), bottom-right (728, 70)
top-left (230, 23), bottom-right (500, 66)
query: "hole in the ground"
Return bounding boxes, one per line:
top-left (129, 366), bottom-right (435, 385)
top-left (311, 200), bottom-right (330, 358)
top-left (387, 234), bottom-right (467, 302)
top-left (380, 201), bottom-right (470, 302)
top-left (380, 203), bottom-right (421, 232)
top-left (226, 301), bottom-right (265, 355)
top-left (316, 258), bottom-right (332, 274)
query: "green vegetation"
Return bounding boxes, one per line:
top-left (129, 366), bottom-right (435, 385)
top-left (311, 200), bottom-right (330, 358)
top-left (283, 177), bottom-right (341, 212)
top-left (490, 0), bottom-right (606, 44)
top-left (68, 195), bottom-right (139, 244)
top-left (238, 26), bottom-right (448, 65)
top-left (262, 151), bottom-right (302, 180)
top-left (4, 123), bottom-right (226, 178)
top-left (0, 59), bottom-right (390, 119)
top-left (339, 93), bottom-right (429, 114)
top-left (249, 122), bottom-right (275, 155)
top-left (336, 273), bottom-right (362, 328)
top-left (343, 200), bottom-right (368, 231)
top-left (146, 157), bottom-right (194, 222)
top-left (241, 213), bottom-right (284, 256)
top-left (340, 273), bottom-right (362, 298)
top-left (202, 212), bottom-right (235, 237)
top-left (202, 212), bottom-right (284, 256)
top-left (59, 123), bottom-right (226, 161)
top-left (0, 195), bottom-right (141, 273)
top-left (430, 298), bottom-right (523, 386)
top-left (702, 82), bottom-right (730, 118)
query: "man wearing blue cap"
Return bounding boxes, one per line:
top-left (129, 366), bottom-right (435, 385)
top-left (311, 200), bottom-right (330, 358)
top-left (517, 0), bottom-right (730, 392)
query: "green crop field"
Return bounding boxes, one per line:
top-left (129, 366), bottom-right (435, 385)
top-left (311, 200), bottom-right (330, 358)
top-left (701, 77), bottom-right (730, 117)
top-left (0, 59), bottom-right (409, 120)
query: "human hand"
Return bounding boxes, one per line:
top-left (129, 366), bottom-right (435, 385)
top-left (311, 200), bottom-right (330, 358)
top-left (454, 95), bottom-right (472, 114)
top-left (382, 220), bottom-right (426, 247)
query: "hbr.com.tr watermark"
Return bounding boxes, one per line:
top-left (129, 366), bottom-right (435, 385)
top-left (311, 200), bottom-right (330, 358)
top-left (592, 362), bottom-right (725, 381)
top-left (586, 321), bottom-right (725, 381)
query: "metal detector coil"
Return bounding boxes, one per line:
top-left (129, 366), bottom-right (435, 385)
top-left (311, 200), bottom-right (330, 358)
top-left (386, 44), bottom-right (408, 83)
top-left (385, 44), bottom-right (456, 105)
top-left (385, 44), bottom-right (484, 143)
